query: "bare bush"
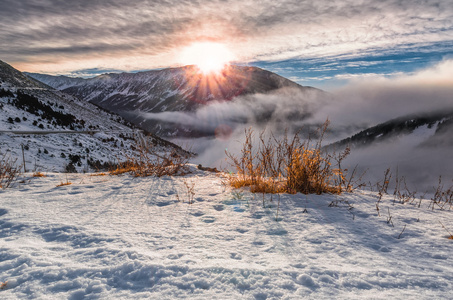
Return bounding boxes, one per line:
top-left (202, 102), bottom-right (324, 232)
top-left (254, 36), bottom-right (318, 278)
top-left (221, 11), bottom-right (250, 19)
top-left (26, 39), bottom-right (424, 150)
top-left (0, 153), bottom-right (21, 189)
top-left (428, 177), bottom-right (453, 210)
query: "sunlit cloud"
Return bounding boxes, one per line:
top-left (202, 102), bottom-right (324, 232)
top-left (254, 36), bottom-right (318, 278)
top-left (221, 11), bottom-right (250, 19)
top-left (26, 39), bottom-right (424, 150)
top-left (0, 0), bottom-right (452, 77)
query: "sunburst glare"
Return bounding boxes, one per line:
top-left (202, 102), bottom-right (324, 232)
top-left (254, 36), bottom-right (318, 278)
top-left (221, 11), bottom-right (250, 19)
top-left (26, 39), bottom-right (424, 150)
top-left (179, 42), bottom-right (234, 74)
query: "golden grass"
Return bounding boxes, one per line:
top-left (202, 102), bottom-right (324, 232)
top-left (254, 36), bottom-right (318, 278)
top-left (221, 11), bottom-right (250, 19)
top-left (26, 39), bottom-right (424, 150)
top-left (56, 180), bottom-right (72, 187)
top-left (89, 172), bottom-right (107, 177)
top-left (32, 171), bottom-right (46, 178)
top-left (109, 137), bottom-right (191, 177)
top-left (226, 120), bottom-right (356, 195)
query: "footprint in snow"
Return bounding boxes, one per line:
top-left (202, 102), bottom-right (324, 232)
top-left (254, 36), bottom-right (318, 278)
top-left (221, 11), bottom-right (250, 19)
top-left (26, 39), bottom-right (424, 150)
top-left (68, 191), bottom-right (83, 195)
top-left (201, 216), bottom-right (216, 223)
top-left (168, 253), bottom-right (184, 260)
top-left (190, 211), bottom-right (205, 217)
top-left (156, 201), bottom-right (173, 207)
top-left (267, 228), bottom-right (288, 235)
top-left (222, 199), bottom-right (237, 205)
top-left (233, 207), bottom-right (245, 213)
top-left (212, 204), bottom-right (225, 211)
top-left (230, 253), bottom-right (242, 260)
top-left (252, 212), bottom-right (266, 219)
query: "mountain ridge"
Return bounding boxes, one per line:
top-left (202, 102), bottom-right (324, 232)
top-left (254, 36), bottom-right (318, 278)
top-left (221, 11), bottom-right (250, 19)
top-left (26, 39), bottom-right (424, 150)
top-left (27, 65), bottom-right (324, 137)
top-left (328, 109), bottom-right (453, 150)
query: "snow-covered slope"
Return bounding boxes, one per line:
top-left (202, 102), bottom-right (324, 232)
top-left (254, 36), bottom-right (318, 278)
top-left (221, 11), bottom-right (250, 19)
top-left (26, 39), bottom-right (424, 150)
top-left (1, 170), bottom-right (452, 299)
top-left (27, 66), bottom-right (323, 137)
top-left (326, 110), bottom-right (453, 191)
top-left (1, 60), bottom-right (185, 172)
top-left (329, 110), bottom-right (453, 150)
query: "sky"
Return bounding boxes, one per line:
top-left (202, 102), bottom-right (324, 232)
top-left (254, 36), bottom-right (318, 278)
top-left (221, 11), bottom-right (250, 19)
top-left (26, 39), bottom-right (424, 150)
top-left (1, 0), bottom-right (453, 89)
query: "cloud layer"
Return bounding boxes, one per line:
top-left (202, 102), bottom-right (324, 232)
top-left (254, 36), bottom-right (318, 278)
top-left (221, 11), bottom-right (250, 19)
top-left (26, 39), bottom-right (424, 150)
top-left (1, 0), bottom-right (452, 75)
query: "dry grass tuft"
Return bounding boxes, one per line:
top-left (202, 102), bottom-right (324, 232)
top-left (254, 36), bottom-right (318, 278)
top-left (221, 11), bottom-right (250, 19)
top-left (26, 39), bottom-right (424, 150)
top-left (0, 154), bottom-right (21, 189)
top-left (32, 171), bottom-right (46, 178)
top-left (182, 179), bottom-right (196, 204)
top-left (109, 136), bottom-right (191, 177)
top-left (429, 177), bottom-right (453, 211)
top-left (226, 120), bottom-right (357, 195)
top-left (56, 177), bottom-right (72, 187)
top-left (89, 172), bottom-right (107, 177)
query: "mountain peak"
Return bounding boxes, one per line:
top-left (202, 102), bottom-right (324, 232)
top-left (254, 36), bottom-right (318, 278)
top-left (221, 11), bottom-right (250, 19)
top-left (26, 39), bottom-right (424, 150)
top-left (27, 65), bottom-right (322, 137)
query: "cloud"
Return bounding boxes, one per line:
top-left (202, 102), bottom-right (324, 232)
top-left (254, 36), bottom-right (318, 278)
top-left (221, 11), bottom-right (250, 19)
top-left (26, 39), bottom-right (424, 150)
top-left (142, 86), bottom-right (327, 135)
top-left (1, 0), bottom-right (452, 74)
top-left (308, 59), bottom-right (453, 131)
top-left (165, 59), bottom-right (453, 189)
top-left (340, 126), bottom-right (453, 193)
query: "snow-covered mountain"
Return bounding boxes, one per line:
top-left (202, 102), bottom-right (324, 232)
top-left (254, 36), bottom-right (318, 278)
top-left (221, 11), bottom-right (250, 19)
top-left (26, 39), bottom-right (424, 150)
top-left (0, 60), bottom-right (186, 172)
top-left (329, 110), bottom-right (453, 149)
top-left (326, 109), bottom-right (453, 190)
top-left (27, 65), bottom-right (323, 137)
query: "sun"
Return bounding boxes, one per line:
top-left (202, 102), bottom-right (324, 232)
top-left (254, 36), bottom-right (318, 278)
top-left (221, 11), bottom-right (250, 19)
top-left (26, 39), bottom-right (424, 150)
top-left (179, 42), bottom-right (233, 74)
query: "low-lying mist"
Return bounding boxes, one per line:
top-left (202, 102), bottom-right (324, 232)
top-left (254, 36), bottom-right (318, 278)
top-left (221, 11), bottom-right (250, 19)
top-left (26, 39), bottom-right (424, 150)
top-left (163, 59), bottom-right (453, 191)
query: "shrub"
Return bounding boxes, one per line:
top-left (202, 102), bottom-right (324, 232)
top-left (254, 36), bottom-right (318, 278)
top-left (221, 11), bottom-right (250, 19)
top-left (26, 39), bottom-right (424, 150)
top-left (110, 136), bottom-right (191, 177)
top-left (0, 154), bottom-right (21, 189)
top-left (226, 120), bottom-right (354, 195)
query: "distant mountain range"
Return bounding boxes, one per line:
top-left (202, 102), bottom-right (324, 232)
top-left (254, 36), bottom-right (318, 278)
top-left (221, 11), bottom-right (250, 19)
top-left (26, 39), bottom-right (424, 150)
top-left (0, 60), bottom-right (185, 172)
top-left (22, 62), bottom-right (453, 149)
top-left (26, 65), bottom-right (323, 137)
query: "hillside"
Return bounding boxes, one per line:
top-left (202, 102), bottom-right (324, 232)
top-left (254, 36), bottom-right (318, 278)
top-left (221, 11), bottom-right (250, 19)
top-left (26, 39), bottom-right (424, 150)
top-left (329, 110), bottom-right (453, 150)
top-left (0, 60), bottom-right (186, 172)
top-left (325, 109), bottom-right (453, 191)
top-left (27, 66), bottom-right (323, 137)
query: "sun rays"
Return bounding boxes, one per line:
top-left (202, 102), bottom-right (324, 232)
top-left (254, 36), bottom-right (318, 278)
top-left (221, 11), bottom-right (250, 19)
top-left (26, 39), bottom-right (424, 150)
top-left (179, 42), bottom-right (234, 75)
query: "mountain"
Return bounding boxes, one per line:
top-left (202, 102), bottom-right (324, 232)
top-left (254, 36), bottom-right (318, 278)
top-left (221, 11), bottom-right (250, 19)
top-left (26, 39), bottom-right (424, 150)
top-left (329, 109), bottom-right (453, 150)
top-left (0, 60), bottom-right (186, 172)
top-left (326, 109), bottom-right (453, 190)
top-left (27, 65), bottom-right (323, 137)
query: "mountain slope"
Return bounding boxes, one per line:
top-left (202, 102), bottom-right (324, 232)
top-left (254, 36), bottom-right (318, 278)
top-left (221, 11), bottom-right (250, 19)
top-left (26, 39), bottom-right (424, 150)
top-left (326, 109), bottom-right (453, 190)
top-left (27, 65), bottom-right (323, 137)
top-left (329, 110), bottom-right (453, 150)
top-left (1, 60), bottom-right (185, 172)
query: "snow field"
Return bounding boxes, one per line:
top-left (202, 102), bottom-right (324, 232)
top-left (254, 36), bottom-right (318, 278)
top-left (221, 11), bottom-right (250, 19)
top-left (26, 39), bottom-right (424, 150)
top-left (0, 167), bottom-right (452, 299)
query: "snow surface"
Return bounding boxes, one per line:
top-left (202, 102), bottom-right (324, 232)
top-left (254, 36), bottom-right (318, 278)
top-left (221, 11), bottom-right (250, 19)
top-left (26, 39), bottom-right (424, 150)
top-left (1, 166), bottom-right (452, 299)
